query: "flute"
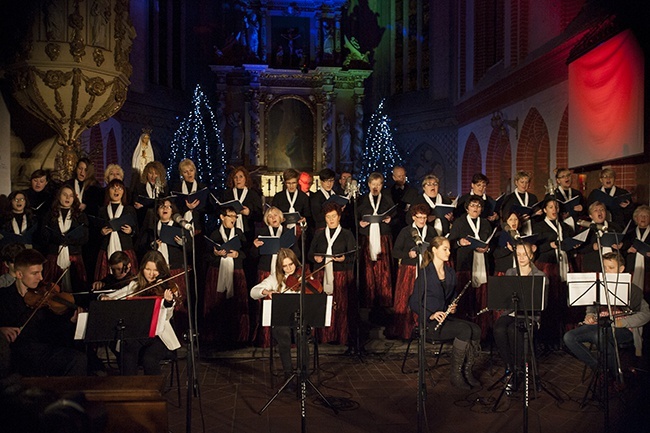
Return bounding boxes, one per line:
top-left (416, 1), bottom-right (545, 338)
top-left (434, 280), bottom-right (472, 331)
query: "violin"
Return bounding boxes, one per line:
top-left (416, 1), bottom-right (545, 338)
top-left (113, 272), bottom-right (186, 300)
top-left (24, 281), bottom-right (79, 315)
top-left (284, 268), bottom-right (324, 294)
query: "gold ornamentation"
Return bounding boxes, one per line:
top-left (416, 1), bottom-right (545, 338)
top-left (93, 48), bottom-right (105, 66)
top-left (45, 43), bottom-right (61, 61)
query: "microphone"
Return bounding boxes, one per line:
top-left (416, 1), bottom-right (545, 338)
top-left (576, 220), bottom-right (608, 232)
top-left (411, 227), bottom-right (423, 245)
top-left (508, 229), bottom-right (521, 241)
top-left (545, 178), bottom-right (556, 196)
top-left (172, 213), bottom-right (194, 232)
top-left (154, 178), bottom-right (162, 195)
top-left (348, 179), bottom-right (359, 198)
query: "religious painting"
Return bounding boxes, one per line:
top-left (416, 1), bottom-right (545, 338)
top-left (270, 17), bottom-right (311, 69)
top-left (267, 98), bottom-right (314, 172)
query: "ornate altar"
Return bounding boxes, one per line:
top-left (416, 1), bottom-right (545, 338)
top-left (211, 1), bottom-right (373, 196)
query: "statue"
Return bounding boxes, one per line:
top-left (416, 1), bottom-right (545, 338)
top-left (244, 13), bottom-right (259, 57)
top-left (337, 113), bottom-right (352, 164)
top-left (132, 130), bottom-right (155, 181)
top-left (282, 27), bottom-right (301, 67)
top-left (343, 35), bottom-right (371, 68)
top-left (228, 112), bottom-right (244, 164)
top-left (322, 21), bottom-right (334, 57)
top-left (90, 0), bottom-right (111, 47)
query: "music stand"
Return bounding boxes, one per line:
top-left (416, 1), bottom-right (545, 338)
top-left (83, 298), bottom-right (160, 375)
top-left (258, 293), bottom-right (337, 415)
top-left (567, 272), bottom-right (631, 409)
top-left (487, 275), bottom-right (556, 418)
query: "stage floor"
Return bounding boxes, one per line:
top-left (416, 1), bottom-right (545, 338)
top-left (163, 339), bottom-right (648, 433)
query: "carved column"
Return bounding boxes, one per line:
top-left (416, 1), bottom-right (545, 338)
top-left (334, 12), bottom-right (342, 58)
top-left (259, 5), bottom-right (267, 62)
top-left (322, 91), bottom-right (336, 170)
top-left (352, 93), bottom-right (365, 175)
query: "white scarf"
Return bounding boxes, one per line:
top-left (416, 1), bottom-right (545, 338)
top-left (146, 182), bottom-right (156, 198)
top-left (233, 187), bottom-right (248, 231)
top-left (557, 187), bottom-right (576, 230)
top-left (182, 181), bottom-right (198, 223)
top-left (267, 225), bottom-right (283, 276)
top-left (514, 191), bottom-right (532, 235)
top-left (107, 204), bottom-right (124, 258)
top-left (11, 214), bottom-right (27, 235)
top-left (56, 210), bottom-right (72, 270)
top-left (285, 190), bottom-right (298, 229)
top-left (320, 187), bottom-right (333, 200)
top-left (633, 227), bottom-right (649, 288)
top-left (467, 215), bottom-right (487, 287)
top-left (368, 193), bottom-right (382, 261)
top-left (324, 226), bottom-right (341, 294)
top-left (423, 193), bottom-right (444, 235)
top-left (544, 217), bottom-right (568, 281)
top-left (157, 220), bottom-right (173, 264)
top-left (74, 180), bottom-right (85, 204)
top-left (216, 225), bottom-right (235, 298)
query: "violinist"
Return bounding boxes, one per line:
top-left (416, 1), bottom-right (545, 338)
top-left (250, 248), bottom-right (309, 391)
top-left (309, 203), bottom-right (355, 345)
top-left (0, 249), bottom-right (87, 376)
top-left (203, 206), bottom-right (248, 347)
top-left (103, 250), bottom-right (180, 375)
top-left (91, 251), bottom-right (133, 293)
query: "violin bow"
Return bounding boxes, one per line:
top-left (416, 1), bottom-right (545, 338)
top-left (280, 254), bottom-right (347, 294)
top-left (20, 267), bottom-right (70, 332)
top-left (113, 271), bottom-right (187, 300)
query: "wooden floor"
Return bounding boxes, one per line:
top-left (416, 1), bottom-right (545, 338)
top-left (163, 339), bottom-right (649, 433)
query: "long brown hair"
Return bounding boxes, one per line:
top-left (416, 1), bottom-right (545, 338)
top-left (136, 250), bottom-right (171, 296)
top-left (420, 236), bottom-right (449, 268)
top-left (274, 248), bottom-right (300, 289)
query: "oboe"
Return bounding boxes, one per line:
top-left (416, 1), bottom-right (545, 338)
top-left (434, 280), bottom-right (472, 331)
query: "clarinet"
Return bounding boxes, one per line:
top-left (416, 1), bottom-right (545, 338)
top-left (434, 280), bottom-right (472, 331)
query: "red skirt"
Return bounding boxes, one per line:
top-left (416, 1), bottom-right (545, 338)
top-left (44, 254), bottom-right (87, 292)
top-left (319, 270), bottom-right (353, 345)
top-left (361, 234), bottom-right (393, 308)
top-left (388, 264), bottom-right (417, 340)
top-left (94, 249), bottom-right (138, 282)
top-left (203, 266), bottom-right (249, 344)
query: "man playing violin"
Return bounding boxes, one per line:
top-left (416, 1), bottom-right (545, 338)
top-left (0, 249), bottom-right (87, 376)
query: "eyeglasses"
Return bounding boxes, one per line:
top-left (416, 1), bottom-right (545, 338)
top-left (159, 204), bottom-right (172, 209)
top-left (12, 197), bottom-right (25, 202)
top-left (468, 203), bottom-right (483, 208)
top-left (424, 182), bottom-right (438, 187)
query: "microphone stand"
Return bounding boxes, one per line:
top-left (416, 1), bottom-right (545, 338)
top-left (414, 237), bottom-right (429, 433)
top-left (179, 224), bottom-right (200, 433)
top-left (580, 228), bottom-right (624, 432)
top-left (346, 181), bottom-right (365, 360)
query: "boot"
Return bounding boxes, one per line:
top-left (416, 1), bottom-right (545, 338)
top-left (463, 340), bottom-right (481, 387)
top-left (450, 339), bottom-right (471, 390)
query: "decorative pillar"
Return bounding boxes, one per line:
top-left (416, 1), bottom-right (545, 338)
top-left (334, 12), bottom-right (342, 58)
top-left (322, 91), bottom-right (336, 170)
top-left (352, 93), bottom-right (365, 175)
top-left (259, 5), bottom-right (268, 62)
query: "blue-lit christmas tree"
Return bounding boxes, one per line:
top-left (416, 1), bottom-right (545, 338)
top-left (358, 99), bottom-right (404, 192)
top-left (167, 85), bottom-right (227, 193)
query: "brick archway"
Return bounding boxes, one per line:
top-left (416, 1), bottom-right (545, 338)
top-left (517, 108), bottom-right (551, 199)
top-left (461, 133), bottom-right (482, 194)
top-left (556, 106), bottom-right (569, 169)
top-left (485, 129), bottom-right (512, 197)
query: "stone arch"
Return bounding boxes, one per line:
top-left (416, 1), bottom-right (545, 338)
top-left (556, 105), bottom-right (569, 170)
top-left (461, 133), bottom-right (482, 194)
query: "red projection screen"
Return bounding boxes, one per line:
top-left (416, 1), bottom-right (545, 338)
top-left (568, 29), bottom-right (644, 168)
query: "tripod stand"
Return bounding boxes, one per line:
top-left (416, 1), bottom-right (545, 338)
top-left (257, 223), bottom-right (338, 432)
